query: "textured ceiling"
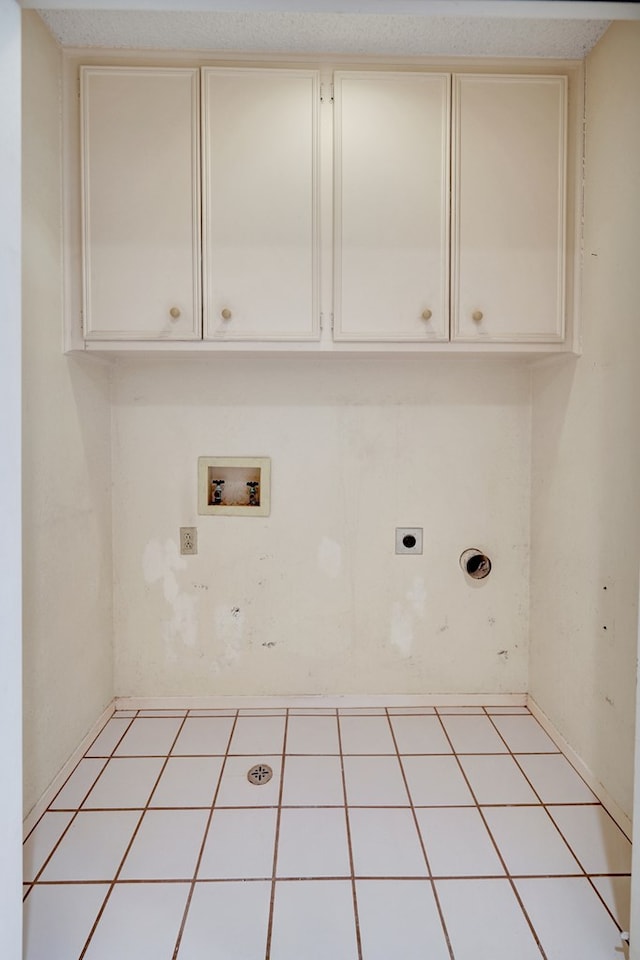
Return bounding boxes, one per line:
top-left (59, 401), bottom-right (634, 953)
top-left (37, 9), bottom-right (610, 58)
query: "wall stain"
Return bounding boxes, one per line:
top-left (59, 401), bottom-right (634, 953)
top-left (143, 538), bottom-right (197, 653)
top-left (262, 642), bottom-right (277, 648)
top-left (497, 649), bottom-right (509, 661)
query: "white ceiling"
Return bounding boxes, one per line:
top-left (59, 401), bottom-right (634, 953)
top-left (35, 6), bottom-right (615, 59)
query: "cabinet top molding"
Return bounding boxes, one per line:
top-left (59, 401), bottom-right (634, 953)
top-left (31, 5), bottom-right (627, 63)
top-left (24, 0), bottom-right (640, 20)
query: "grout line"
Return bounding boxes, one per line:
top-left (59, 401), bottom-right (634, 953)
top-left (25, 800), bottom-right (606, 814)
top-left (26, 714), bottom-right (138, 886)
top-left (582, 876), bottom-right (628, 934)
top-left (434, 711), bottom-right (550, 960)
top-left (481, 712), bottom-right (614, 909)
top-left (27, 870), bottom-right (633, 888)
top-left (46, 755), bottom-right (109, 807)
top-left (24, 762), bottom-right (106, 887)
top-left (482, 713), bottom-right (556, 807)
top-left (22, 758), bottom-right (111, 891)
top-left (527, 697), bottom-right (632, 839)
top-left (385, 709), bottom-right (455, 960)
top-left (593, 801), bottom-right (633, 845)
top-left (71, 748), bottom-right (569, 760)
top-left (263, 709), bottom-right (291, 960)
top-left (170, 709), bottom-right (240, 959)
top-left (337, 710), bottom-right (364, 960)
top-left (77, 714), bottom-right (190, 960)
top-left (22, 708), bottom-right (125, 846)
top-left (23, 703), bottom-right (124, 841)
top-left (523, 712), bottom-right (633, 841)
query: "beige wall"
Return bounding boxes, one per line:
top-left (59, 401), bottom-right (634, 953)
top-left (112, 357), bottom-right (531, 697)
top-left (530, 22), bottom-right (640, 820)
top-left (1, 0), bottom-right (24, 952)
top-left (22, 11), bottom-right (113, 815)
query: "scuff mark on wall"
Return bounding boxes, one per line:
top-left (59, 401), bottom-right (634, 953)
top-left (318, 537), bottom-right (342, 579)
top-left (143, 539), bottom-right (198, 657)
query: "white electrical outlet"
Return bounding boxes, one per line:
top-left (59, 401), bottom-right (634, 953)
top-left (180, 527), bottom-right (197, 556)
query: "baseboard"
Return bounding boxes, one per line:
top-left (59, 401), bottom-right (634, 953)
top-left (23, 700), bottom-right (116, 839)
top-left (527, 695), bottom-right (632, 840)
top-left (114, 692), bottom-right (528, 710)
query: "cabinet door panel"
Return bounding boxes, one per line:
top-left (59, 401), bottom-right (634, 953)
top-left (452, 75), bottom-right (566, 343)
top-left (202, 68), bottom-right (319, 341)
top-left (334, 72), bottom-right (450, 342)
top-left (81, 67), bottom-right (201, 340)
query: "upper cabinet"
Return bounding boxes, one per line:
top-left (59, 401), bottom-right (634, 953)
top-left (73, 61), bottom-right (577, 354)
top-left (452, 75), bottom-right (567, 343)
top-left (333, 72), bottom-right (450, 342)
top-left (81, 67), bottom-right (201, 341)
top-left (201, 68), bottom-right (320, 342)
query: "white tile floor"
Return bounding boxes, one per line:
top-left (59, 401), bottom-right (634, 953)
top-left (23, 704), bottom-right (631, 960)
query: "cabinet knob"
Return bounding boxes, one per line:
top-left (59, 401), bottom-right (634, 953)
top-left (169, 306), bottom-right (181, 320)
top-left (221, 308), bottom-right (232, 321)
top-left (421, 309), bottom-right (432, 321)
top-left (472, 310), bottom-right (483, 323)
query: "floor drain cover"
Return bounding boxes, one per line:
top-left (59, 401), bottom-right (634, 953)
top-left (247, 763), bottom-right (273, 785)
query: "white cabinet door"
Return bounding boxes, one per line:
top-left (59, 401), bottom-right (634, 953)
top-left (202, 68), bottom-right (320, 341)
top-left (81, 67), bottom-right (201, 340)
top-left (334, 72), bottom-right (450, 342)
top-left (452, 75), bottom-right (567, 343)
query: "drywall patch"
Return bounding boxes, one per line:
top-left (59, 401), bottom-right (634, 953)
top-left (318, 537), bottom-right (342, 579)
top-left (143, 539), bottom-right (197, 653)
top-left (391, 602), bottom-right (413, 658)
top-left (163, 592), bottom-right (198, 661)
top-left (213, 604), bottom-right (246, 672)
top-left (143, 538), bottom-right (184, 586)
top-left (390, 579), bottom-right (426, 658)
top-left (407, 577), bottom-right (426, 618)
